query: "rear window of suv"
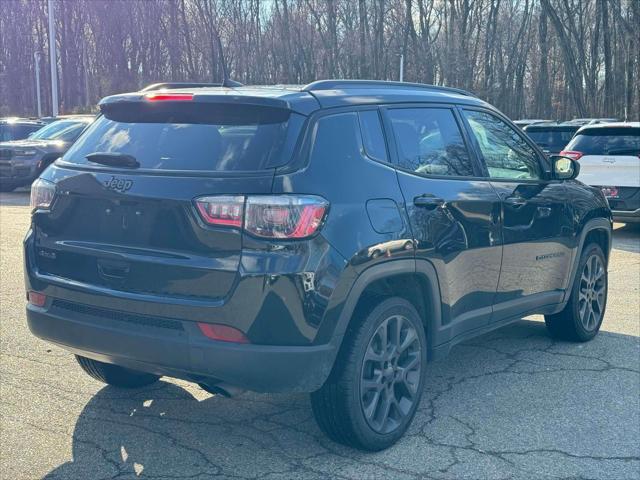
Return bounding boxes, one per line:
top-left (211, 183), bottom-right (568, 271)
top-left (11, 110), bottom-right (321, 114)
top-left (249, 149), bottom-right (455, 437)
top-left (62, 104), bottom-right (302, 172)
top-left (565, 127), bottom-right (640, 155)
top-left (524, 127), bottom-right (577, 152)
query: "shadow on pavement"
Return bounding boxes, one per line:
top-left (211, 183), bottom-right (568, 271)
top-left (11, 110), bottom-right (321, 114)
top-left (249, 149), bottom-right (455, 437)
top-left (0, 189), bottom-right (30, 207)
top-left (612, 223), bottom-right (640, 254)
top-left (44, 320), bottom-right (640, 480)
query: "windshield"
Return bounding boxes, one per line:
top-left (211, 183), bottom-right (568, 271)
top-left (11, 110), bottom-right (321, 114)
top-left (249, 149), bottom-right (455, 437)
top-left (30, 120), bottom-right (91, 142)
top-left (62, 105), bottom-right (300, 172)
top-left (0, 124), bottom-right (42, 142)
top-left (525, 129), bottom-right (576, 151)
top-left (566, 127), bottom-right (640, 155)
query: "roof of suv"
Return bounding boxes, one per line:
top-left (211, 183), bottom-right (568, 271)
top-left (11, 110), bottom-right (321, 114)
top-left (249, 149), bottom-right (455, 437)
top-left (576, 122), bottom-right (639, 133)
top-left (0, 117), bottom-right (44, 125)
top-left (100, 80), bottom-right (489, 116)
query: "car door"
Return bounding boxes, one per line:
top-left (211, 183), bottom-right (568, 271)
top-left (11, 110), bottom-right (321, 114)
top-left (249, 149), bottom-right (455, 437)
top-left (460, 108), bottom-right (574, 322)
top-left (382, 105), bottom-right (503, 343)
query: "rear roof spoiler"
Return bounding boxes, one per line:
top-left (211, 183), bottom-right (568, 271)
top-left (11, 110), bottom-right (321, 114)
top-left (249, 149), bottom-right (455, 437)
top-left (140, 80), bottom-right (243, 92)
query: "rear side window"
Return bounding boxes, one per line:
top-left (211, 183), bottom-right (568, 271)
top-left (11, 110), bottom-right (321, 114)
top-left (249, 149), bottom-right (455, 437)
top-left (565, 127), bottom-right (639, 155)
top-left (309, 112), bottom-right (362, 166)
top-left (358, 110), bottom-right (388, 162)
top-left (63, 104), bottom-right (300, 172)
top-left (387, 107), bottom-right (475, 177)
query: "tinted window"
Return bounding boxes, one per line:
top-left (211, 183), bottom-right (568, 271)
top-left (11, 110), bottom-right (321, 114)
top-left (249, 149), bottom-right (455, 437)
top-left (309, 112), bottom-right (362, 166)
top-left (525, 128), bottom-right (577, 152)
top-left (565, 127), bottom-right (639, 155)
top-left (388, 108), bottom-right (474, 177)
top-left (463, 110), bottom-right (541, 180)
top-left (31, 120), bottom-right (90, 142)
top-left (358, 110), bottom-right (387, 162)
top-left (63, 106), bottom-right (298, 172)
top-left (0, 124), bottom-right (42, 141)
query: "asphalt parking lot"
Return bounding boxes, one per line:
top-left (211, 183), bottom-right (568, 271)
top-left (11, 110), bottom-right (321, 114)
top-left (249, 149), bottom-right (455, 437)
top-left (1, 190), bottom-right (638, 480)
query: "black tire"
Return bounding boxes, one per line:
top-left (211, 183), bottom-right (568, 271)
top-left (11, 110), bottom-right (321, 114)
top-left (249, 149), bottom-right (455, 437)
top-left (545, 243), bottom-right (608, 342)
top-left (311, 297), bottom-right (427, 451)
top-left (75, 355), bottom-right (160, 388)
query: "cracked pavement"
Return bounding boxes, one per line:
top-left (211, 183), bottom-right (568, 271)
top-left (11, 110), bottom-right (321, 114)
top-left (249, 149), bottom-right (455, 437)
top-left (1, 191), bottom-right (639, 480)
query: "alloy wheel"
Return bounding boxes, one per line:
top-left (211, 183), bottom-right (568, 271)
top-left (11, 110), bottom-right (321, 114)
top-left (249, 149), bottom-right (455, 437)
top-left (578, 254), bottom-right (606, 331)
top-left (360, 314), bottom-right (422, 434)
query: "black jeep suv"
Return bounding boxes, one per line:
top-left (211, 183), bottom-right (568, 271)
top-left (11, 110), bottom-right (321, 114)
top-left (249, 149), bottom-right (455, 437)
top-left (25, 80), bottom-right (612, 451)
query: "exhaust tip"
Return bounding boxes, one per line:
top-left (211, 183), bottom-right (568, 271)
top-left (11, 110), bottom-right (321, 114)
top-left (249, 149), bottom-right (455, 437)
top-left (198, 382), bottom-right (245, 398)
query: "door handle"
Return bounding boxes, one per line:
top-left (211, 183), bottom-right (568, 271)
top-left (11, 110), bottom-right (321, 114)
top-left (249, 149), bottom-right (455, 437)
top-left (414, 196), bottom-right (445, 209)
top-left (503, 195), bottom-right (527, 208)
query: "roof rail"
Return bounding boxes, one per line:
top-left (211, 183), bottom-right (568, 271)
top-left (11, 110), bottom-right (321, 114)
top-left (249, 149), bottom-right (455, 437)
top-left (302, 79), bottom-right (475, 97)
top-left (140, 79), bottom-right (243, 92)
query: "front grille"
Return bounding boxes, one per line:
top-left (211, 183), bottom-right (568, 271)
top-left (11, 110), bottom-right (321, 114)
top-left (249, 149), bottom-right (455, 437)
top-left (0, 149), bottom-right (12, 159)
top-left (52, 299), bottom-right (184, 331)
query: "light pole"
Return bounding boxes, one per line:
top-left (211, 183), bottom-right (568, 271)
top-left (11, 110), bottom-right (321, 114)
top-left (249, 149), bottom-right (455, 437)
top-left (47, 0), bottom-right (59, 117)
top-left (34, 51), bottom-right (42, 117)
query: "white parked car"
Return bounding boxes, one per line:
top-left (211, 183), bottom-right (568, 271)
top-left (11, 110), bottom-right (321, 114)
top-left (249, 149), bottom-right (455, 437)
top-left (562, 122), bottom-right (640, 223)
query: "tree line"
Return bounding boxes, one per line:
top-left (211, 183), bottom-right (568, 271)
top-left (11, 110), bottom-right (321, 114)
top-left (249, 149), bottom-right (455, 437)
top-left (1, 0), bottom-right (638, 121)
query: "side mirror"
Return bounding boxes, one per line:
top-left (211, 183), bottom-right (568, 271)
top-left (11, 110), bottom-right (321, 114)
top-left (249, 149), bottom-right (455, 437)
top-left (551, 155), bottom-right (580, 180)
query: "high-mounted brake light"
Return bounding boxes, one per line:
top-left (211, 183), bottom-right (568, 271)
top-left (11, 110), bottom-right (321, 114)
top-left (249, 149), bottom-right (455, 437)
top-left (145, 92), bottom-right (193, 102)
top-left (194, 195), bottom-right (329, 239)
top-left (560, 150), bottom-right (584, 161)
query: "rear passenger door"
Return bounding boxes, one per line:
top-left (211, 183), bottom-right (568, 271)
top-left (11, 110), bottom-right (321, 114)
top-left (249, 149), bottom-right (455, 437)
top-left (460, 108), bottom-right (574, 321)
top-left (383, 105), bottom-right (503, 343)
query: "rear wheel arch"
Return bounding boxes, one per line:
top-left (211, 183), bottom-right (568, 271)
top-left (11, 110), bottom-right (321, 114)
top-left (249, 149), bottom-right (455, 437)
top-left (332, 260), bottom-right (442, 361)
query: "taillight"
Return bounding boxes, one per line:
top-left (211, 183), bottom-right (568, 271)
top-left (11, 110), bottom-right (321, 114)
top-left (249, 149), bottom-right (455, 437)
top-left (30, 178), bottom-right (56, 211)
top-left (560, 150), bottom-right (583, 161)
top-left (144, 92), bottom-right (193, 101)
top-left (28, 291), bottom-right (47, 307)
top-left (195, 195), bottom-right (244, 227)
top-left (194, 195), bottom-right (329, 240)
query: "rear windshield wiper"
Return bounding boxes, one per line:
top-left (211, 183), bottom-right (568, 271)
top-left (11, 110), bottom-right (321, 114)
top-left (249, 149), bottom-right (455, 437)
top-left (605, 148), bottom-right (640, 156)
top-left (86, 152), bottom-right (140, 169)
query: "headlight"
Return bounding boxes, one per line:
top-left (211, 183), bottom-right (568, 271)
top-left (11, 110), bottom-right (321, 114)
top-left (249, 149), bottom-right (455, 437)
top-left (30, 178), bottom-right (56, 211)
top-left (14, 149), bottom-right (37, 157)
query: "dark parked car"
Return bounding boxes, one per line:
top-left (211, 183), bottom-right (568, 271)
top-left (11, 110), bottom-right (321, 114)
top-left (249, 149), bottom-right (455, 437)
top-left (0, 116), bottom-right (93, 191)
top-left (524, 122), bottom-right (580, 155)
top-left (513, 118), bottom-right (550, 129)
top-left (564, 117), bottom-right (620, 126)
top-left (25, 80), bottom-right (612, 450)
top-left (0, 118), bottom-right (44, 142)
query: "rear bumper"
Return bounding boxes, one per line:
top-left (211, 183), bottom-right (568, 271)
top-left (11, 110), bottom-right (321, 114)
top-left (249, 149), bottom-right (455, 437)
top-left (26, 302), bottom-right (337, 393)
top-left (612, 208), bottom-right (640, 223)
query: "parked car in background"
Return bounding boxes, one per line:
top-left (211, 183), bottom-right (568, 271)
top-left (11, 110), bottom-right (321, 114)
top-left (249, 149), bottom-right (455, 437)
top-left (0, 115), bottom-right (94, 192)
top-left (39, 114), bottom-right (95, 125)
top-left (524, 122), bottom-right (580, 155)
top-left (564, 118), bottom-right (620, 126)
top-left (562, 122), bottom-right (640, 223)
top-left (513, 119), bottom-right (550, 129)
top-left (0, 118), bottom-right (45, 142)
top-left (25, 80), bottom-right (612, 451)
